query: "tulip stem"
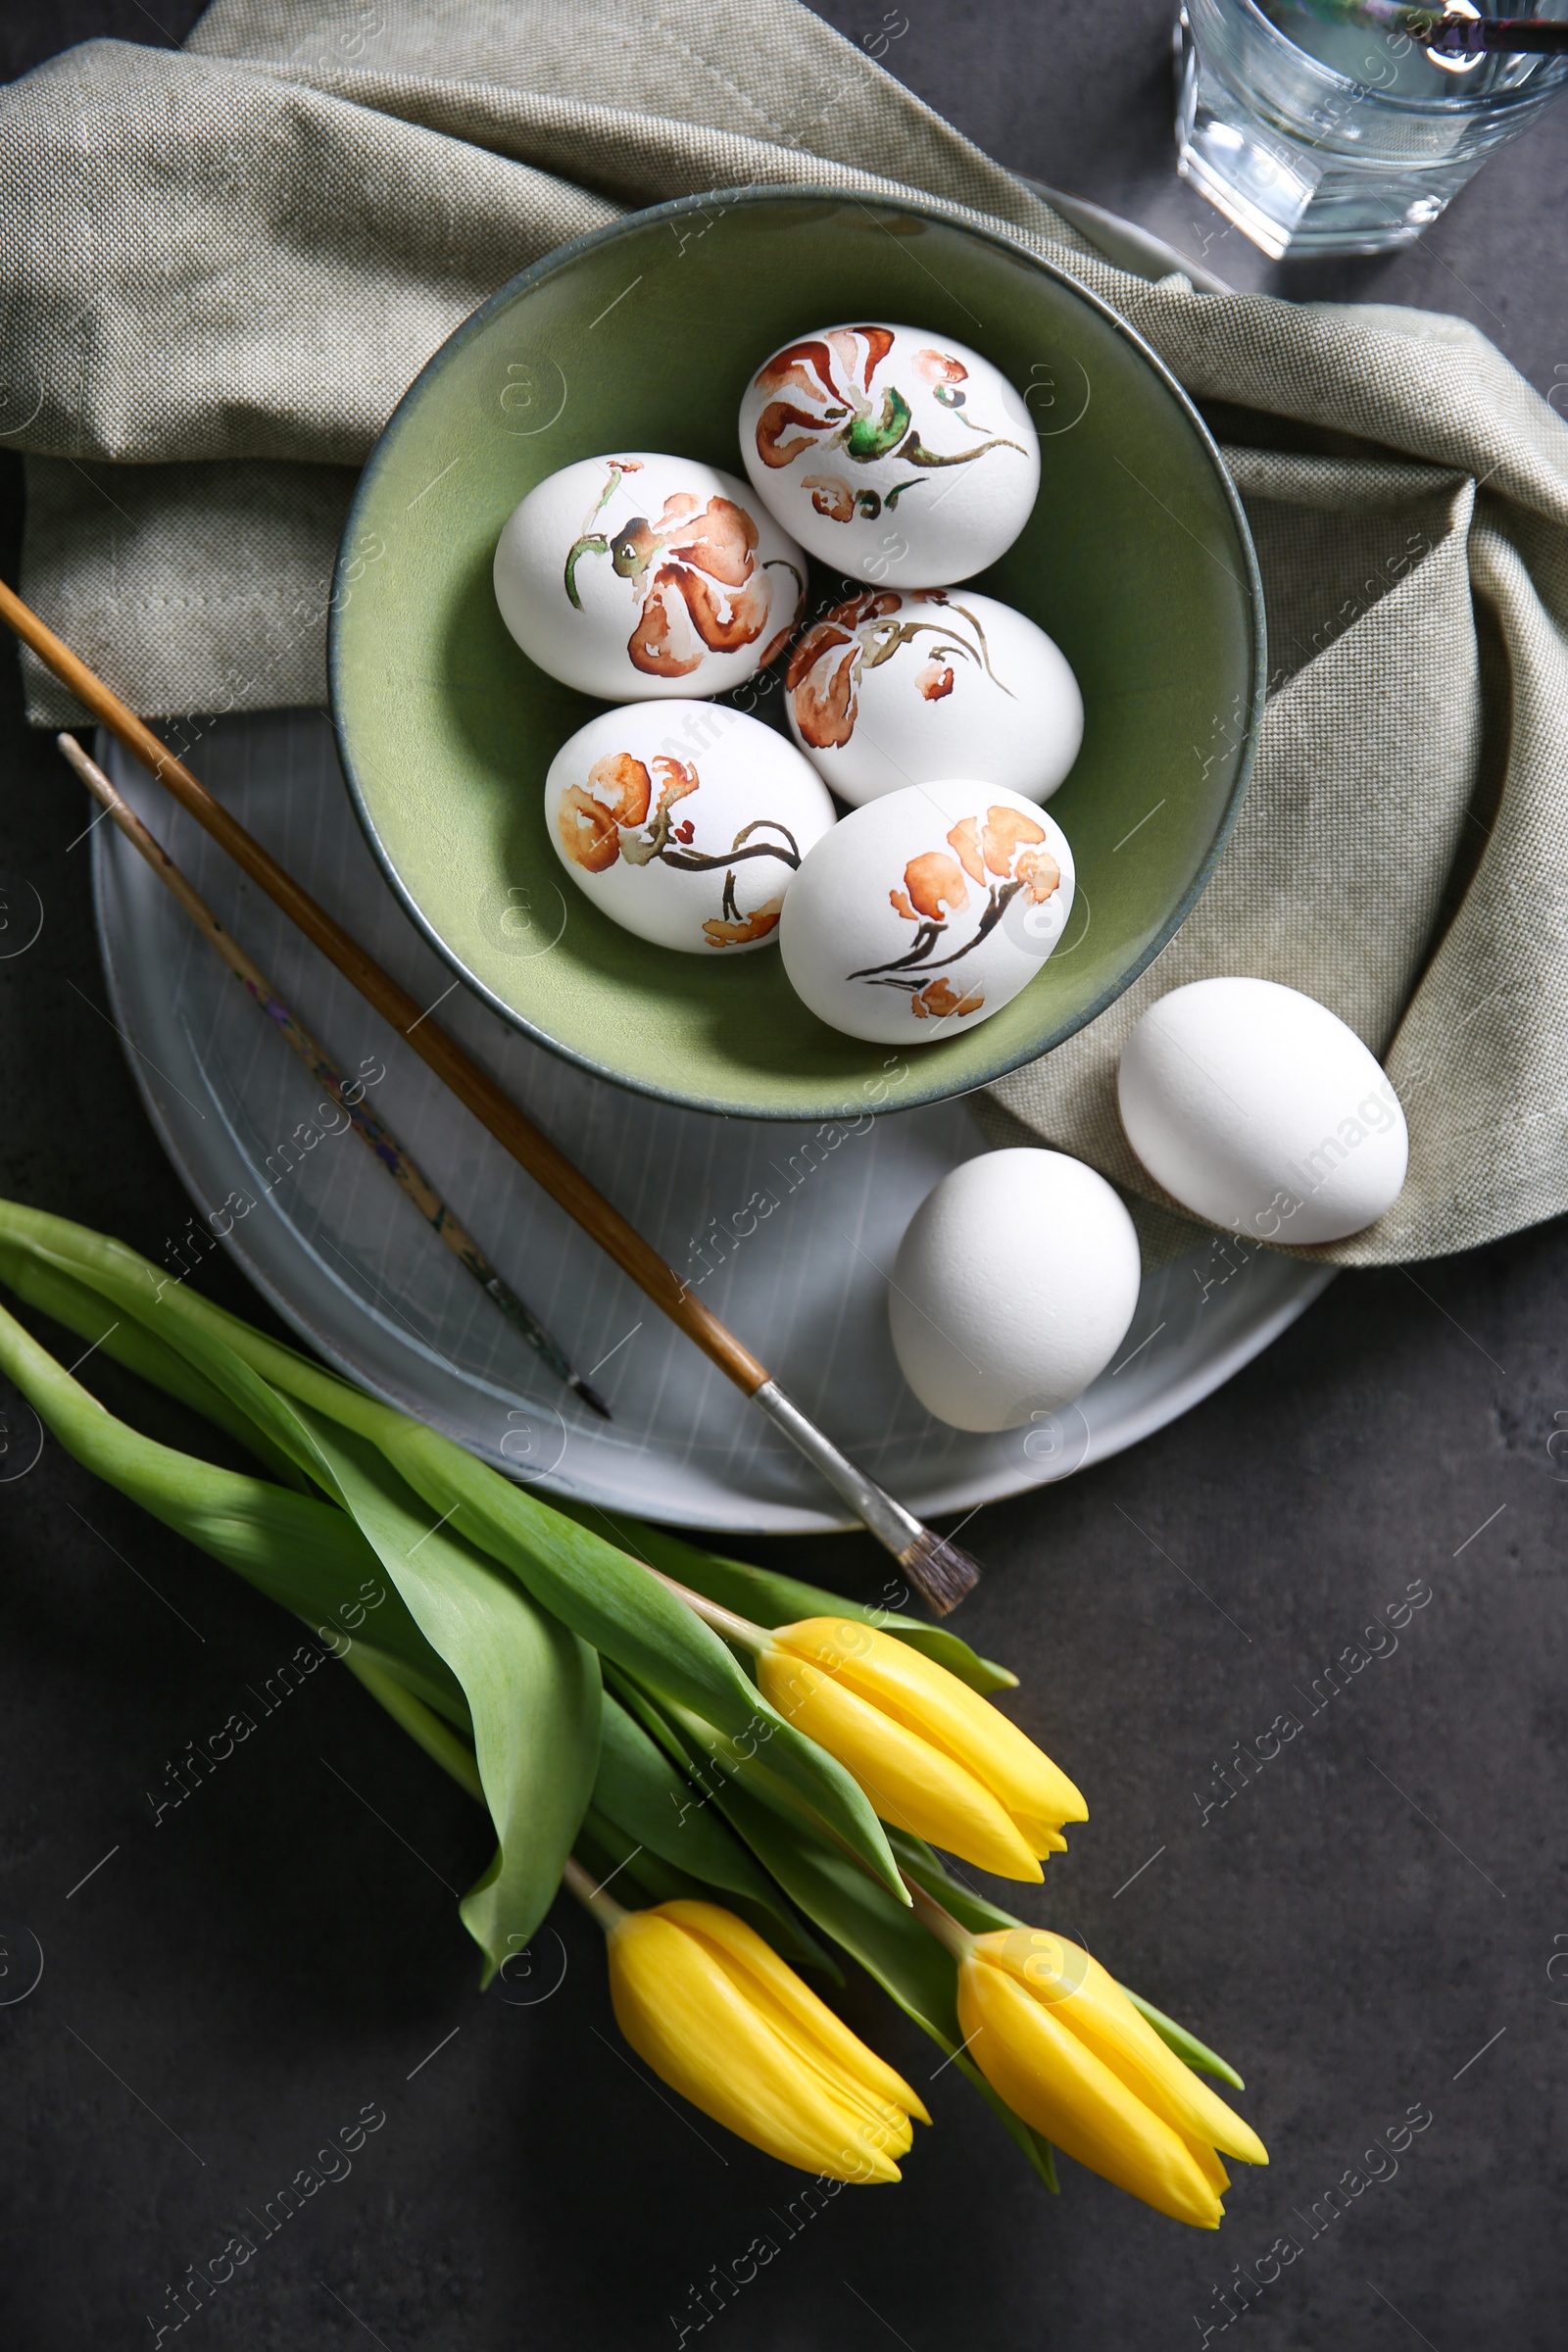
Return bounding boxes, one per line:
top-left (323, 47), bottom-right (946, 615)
top-left (563, 1852), bottom-right (630, 1932)
top-left (903, 1872), bottom-right (974, 1961)
top-left (649, 1568), bottom-right (767, 1654)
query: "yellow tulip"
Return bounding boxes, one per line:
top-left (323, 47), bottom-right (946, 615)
top-left (956, 1928), bottom-right (1268, 2228)
top-left (757, 1617), bottom-right (1086, 1880)
top-left (606, 1896), bottom-right (930, 2181)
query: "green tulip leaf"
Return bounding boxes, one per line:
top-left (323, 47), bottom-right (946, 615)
top-left (553, 1501), bottom-right (1016, 1692)
top-left (335, 1641), bottom-right (473, 1737)
top-left (0, 1259), bottom-right (600, 1984)
top-left (0, 1239), bottom-right (312, 1491)
top-left (0, 1287), bottom-right (458, 1707)
top-left (0, 1208), bottom-right (905, 1905)
top-left (593, 1692), bottom-right (828, 1962)
top-left (343, 1649), bottom-right (484, 1802)
top-left (574, 1809), bottom-right (685, 1906)
top-left (342, 1420), bottom-right (906, 1902)
top-left (721, 1779), bottom-right (960, 2028)
top-left (616, 1676), bottom-right (849, 1847)
top-left (270, 1400), bottom-right (602, 1984)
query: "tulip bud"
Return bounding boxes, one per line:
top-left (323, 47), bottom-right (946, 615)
top-left (757, 1617), bottom-right (1085, 1880)
top-left (956, 1929), bottom-right (1267, 2227)
top-left (605, 1896), bottom-right (930, 2180)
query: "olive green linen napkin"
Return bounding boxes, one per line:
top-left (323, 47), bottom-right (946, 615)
top-left (3, 0), bottom-right (1565, 1266)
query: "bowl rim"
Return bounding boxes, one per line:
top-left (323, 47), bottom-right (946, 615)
top-left (330, 182), bottom-right (1266, 1122)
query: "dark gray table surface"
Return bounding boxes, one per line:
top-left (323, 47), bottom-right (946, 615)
top-left (2, 6), bottom-right (1564, 2348)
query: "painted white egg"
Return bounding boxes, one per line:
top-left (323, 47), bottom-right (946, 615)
top-left (785, 587), bottom-right (1083, 807)
top-left (544, 701), bottom-right (835, 955)
top-left (889, 1150), bottom-right (1142, 1432)
top-left (738, 324), bottom-right (1040, 587)
top-left (778, 779), bottom-right (1074, 1044)
top-left (494, 452), bottom-right (808, 700)
top-left (1117, 977), bottom-right (1409, 1245)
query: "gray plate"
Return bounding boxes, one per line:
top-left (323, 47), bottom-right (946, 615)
top-left (90, 709), bottom-right (1330, 1532)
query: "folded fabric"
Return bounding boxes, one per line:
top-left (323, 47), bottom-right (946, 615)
top-left (2, 0), bottom-right (1565, 1265)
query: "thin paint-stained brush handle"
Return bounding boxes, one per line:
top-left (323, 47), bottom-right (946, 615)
top-left (4, 581), bottom-right (769, 1394)
top-left (55, 732), bottom-right (602, 1410)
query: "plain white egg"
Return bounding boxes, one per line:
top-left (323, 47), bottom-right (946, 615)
top-left (738, 324), bottom-right (1039, 586)
top-left (494, 452), bottom-right (807, 700)
top-left (779, 779), bottom-right (1074, 1043)
top-left (784, 587), bottom-right (1082, 807)
top-left (544, 701), bottom-right (836, 954)
top-left (889, 1149), bottom-right (1143, 1432)
top-left (1117, 977), bottom-right (1409, 1245)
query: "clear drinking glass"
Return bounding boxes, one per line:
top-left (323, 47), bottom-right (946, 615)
top-left (1176, 0), bottom-right (1568, 256)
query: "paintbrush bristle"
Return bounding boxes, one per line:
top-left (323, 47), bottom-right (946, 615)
top-left (899, 1526), bottom-right (981, 1616)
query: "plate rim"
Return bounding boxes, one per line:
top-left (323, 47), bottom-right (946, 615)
top-left (328, 181), bottom-right (1268, 1123)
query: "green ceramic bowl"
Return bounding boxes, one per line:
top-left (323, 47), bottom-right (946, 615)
top-left (331, 187), bottom-right (1263, 1119)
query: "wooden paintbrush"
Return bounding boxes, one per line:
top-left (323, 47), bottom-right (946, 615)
top-left (3, 582), bottom-right (978, 1612)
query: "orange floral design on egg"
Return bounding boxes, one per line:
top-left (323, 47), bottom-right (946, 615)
top-left (703, 898), bottom-right (785, 948)
top-left (912, 350), bottom-right (969, 397)
top-left (557, 752), bottom-right (653, 872)
top-left (622, 495), bottom-right (775, 678)
top-left (753, 330), bottom-right (898, 468)
top-left (891, 851), bottom-right (970, 925)
top-left (564, 464), bottom-right (804, 682)
top-left (861, 803), bottom-right (1063, 1024)
top-left (786, 592), bottom-right (904, 750)
top-left (912, 977), bottom-right (985, 1020)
